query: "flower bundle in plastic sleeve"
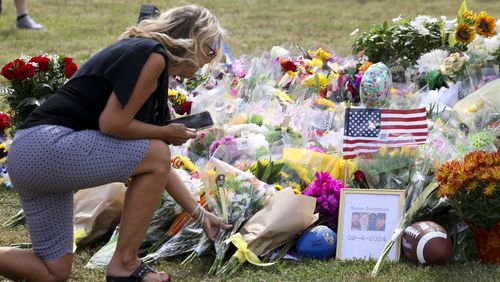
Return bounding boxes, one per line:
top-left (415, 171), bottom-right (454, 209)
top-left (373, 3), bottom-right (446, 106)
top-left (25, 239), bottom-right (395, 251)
top-left (201, 157), bottom-right (274, 275)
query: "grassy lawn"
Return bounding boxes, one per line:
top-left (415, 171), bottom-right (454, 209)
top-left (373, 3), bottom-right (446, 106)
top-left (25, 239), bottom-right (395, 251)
top-left (1, 0), bottom-right (500, 281)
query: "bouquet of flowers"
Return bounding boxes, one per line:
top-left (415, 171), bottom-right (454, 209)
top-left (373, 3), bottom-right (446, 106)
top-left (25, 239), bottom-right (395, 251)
top-left (202, 157), bottom-right (274, 274)
top-left (437, 151), bottom-right (499, 229)
top-left (436, 150), bottom-right (500, 264)
top-left (302, 171), bottom-right (346, 229)
top-left (0, 54), bottom-right (78, 127)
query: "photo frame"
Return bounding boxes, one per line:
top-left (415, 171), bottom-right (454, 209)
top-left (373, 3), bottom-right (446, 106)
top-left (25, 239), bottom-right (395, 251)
top-left (336, 189), bottom-right (405, 261)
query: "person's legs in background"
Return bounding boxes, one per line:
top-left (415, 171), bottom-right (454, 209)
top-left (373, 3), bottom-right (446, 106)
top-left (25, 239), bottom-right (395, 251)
top-left (14, 0), bottom-right (44, 30)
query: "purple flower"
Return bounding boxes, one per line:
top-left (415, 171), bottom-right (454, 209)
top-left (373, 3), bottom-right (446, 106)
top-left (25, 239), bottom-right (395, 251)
top-left (209, 135), bottom-right (237, 155)
top-left (302, 171), bottom-right (346, 220)
top-left (232, 58), bottom-right (247, 79)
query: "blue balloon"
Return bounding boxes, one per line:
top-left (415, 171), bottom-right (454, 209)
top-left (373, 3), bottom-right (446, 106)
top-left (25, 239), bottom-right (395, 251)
top-left (296, 225), bottom-right (337, 259)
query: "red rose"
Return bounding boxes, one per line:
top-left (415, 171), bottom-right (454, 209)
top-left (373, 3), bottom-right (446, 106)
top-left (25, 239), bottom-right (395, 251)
top-left (63, 57), bottom-right (74, 65)
top-left (353, 170), bottom-right (365, 183)
top-left (1, 62), bottom-right (15, 80)
top-left (281, 59), bottom-right (297, 72)
top-left (64, 63), bottom-right (78, 78)
top-left (179, 101), bottom-right (192, 115)
top-left (0, 113), bottom-right (10, 130)
top-left (23, 64), bottom-right (36, 78)
top-left (13, 59), bottom-right (26, 68)
top-left (13, 66), bottom-right (26, 81)
top-left (30, 56), bottom-right (50, 71)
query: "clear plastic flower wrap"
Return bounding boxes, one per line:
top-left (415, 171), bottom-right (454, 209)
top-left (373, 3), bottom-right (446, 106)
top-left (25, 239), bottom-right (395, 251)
top-left (201, 155), bottom-right (275, 274)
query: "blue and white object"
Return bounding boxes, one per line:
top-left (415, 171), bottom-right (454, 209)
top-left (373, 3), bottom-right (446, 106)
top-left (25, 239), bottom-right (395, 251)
top-left (296, 225), bottom-right (337, 259)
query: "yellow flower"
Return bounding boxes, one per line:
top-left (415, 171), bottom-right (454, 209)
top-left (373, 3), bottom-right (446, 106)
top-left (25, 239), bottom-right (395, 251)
top-left (400, 146), bottom-right (410, 157)
top-left (389, 148), bottom-right (400, 157)
top-left (0, 157), bottom-right (6, 164)
top-left (274, 184), bottom-right (283, 191)
top-left (463, 10), bottom-right (477, 25)
top-left (168, 89), bottom-right (179, 97)
top-left (484, 182), bottom-right (497, 196)
top-left (293, 189), bottom-right (301, 195)
top-left (313, 48), bottom-right (332, 61)
top-left (475, 12), bottom-right (497, 37)
top-left (306, 58), bottom-right (324, 69)
top-left (455, 24), bottom-right (475, 44)
top-left (302, 74), bottom-right (328, 88)
top-left (314, 98), bottom-right (336, 110)
top-left (379, 147), bottom-right (388, 157)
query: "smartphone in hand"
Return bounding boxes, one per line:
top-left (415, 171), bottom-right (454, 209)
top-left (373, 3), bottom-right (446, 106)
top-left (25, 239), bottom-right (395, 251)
top-left (164, 111), bottom-right (214, 131)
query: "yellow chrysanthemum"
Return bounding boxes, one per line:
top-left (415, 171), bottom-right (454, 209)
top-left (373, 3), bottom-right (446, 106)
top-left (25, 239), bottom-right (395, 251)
top-left (302, 74), bottom-right (329, 88)
top-left (455, 24), bottom-right (475, 44)
top-left (293, 189), bottom-right (301, 195)
top-left (274, 184), bottom-right (284, 191)
top-left (484, 182), bottom-right (497, 196)
top-left (475, 12), bottom-right (497, 37)
top-left (306, 58), bottom-right (324, 69)
top-left (314, 48), bottom-right (332, 61)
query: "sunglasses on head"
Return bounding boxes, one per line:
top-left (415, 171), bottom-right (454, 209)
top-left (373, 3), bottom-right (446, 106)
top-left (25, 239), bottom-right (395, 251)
top-left (205, 39), bottom-right (219, 58)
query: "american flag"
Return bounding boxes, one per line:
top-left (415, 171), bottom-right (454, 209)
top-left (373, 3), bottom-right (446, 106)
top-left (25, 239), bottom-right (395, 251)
top-left (343, 108), bottom-right (428, 159)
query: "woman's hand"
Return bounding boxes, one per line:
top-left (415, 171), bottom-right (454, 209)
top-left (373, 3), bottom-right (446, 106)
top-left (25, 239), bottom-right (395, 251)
top-left (161, 123), bottom-right (196, 146)
top-left (200, 211), bottom-right (232, 241)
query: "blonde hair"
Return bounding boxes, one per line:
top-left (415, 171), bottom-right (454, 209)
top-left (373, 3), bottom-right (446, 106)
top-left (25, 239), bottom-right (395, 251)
top-left (120, 5), bottom-right (225, 67)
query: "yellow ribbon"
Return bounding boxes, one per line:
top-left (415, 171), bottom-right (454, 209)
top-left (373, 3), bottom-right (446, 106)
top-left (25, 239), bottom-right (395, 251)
top-left (224, 233), bottom-right (274, 266)
top-left (73, 228), bottom-right (87, 252)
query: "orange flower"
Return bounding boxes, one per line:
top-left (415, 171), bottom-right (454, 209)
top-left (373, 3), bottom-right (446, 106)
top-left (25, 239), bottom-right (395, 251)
top-left (483, 182), bottom-right (497, 196)
top-left (465, 181), bottom-right (479, 192)
top-left (455, 24), bottom-right (475, 44)
top-left (475, 12), bottom-right (497, 38)
top-left (358, 61), bottom-right (373, 75)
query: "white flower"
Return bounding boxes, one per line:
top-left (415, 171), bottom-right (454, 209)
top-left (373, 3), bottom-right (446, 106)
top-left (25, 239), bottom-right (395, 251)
top-left (441, 16), bottom-right (457, 31)
top-left (417, 49), bottom-right (449, 73)
top-left (350, 28), bottom-right (360, 36)
top-left (392, 15), bottom-right (403, 23)
top-left (270, 46), bottom-right (290, 59)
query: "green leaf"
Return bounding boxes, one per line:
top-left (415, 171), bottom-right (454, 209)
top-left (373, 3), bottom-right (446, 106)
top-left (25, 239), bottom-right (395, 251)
top-left (457, 0), bottom-right (468, 25)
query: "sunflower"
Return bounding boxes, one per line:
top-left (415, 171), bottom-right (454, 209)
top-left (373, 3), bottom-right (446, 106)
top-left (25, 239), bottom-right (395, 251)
top-left (475, 12), bottom-right (497, 38)
top-left (463, 10), bottom-right (477, 25)
top-left (455, 24), bottom-right (475, 44)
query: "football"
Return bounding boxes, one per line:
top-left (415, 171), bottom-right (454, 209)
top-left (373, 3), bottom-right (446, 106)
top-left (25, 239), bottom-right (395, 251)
top-left (402, 221), bottom-right (452, 265)
top-left (296, 225), bottom-right (337, 259)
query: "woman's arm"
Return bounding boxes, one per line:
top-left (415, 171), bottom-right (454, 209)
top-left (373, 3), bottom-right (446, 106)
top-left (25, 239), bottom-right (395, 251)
top-left (99, 52), bottom-right (195, 144)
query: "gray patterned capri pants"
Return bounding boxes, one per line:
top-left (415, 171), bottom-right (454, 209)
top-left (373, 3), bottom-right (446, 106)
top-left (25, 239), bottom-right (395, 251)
top-left (7, 125), bottom-right (149, 261)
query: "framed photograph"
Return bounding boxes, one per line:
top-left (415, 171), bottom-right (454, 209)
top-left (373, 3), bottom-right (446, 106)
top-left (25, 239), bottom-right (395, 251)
top-left (336, 189), bottom-right (405, 261)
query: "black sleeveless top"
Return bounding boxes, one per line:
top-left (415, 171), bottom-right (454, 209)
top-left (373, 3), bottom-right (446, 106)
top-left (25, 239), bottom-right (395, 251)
top-left (19, 38), bottom-right (171, 131)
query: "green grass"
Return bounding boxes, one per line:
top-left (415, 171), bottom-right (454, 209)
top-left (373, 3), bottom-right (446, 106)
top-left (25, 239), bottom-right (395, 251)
top-left (1, 0), bottom-right (500, 281)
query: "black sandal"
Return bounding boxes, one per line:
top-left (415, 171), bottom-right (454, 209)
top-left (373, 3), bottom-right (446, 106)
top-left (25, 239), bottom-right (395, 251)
top-left (106, 261), bottom-right (171, 282)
